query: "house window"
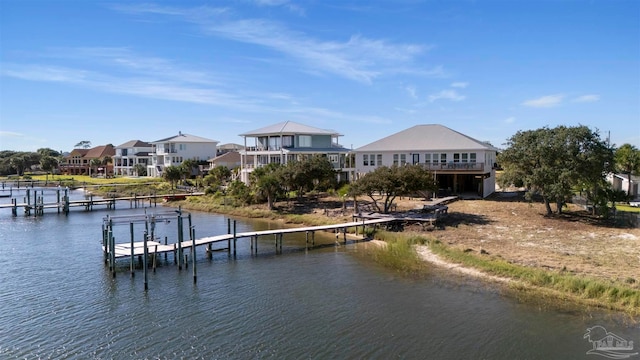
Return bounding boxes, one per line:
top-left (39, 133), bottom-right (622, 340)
top-left (424, 153), bottom-right (431, 164)
top-left (363, 154), bottom-right (369, 166)
top-left (329, 154), bottom-right (338, 163)
top-left (453, 153), bottom-right (460, 163)
top-left (432, 153), bottom-right (439, 164)
top-left (282, 135), bottom-right (294, 148)
top-left (440, 153), bottom-right (447, 163)
top-left (377, 154), bottom-right (382, 166)
top-left (470, 153), bottom-right (476, 163)
top-left (179, 144), bottom-right (186, 151)
top-left (299, 135), bottom-right (312, 147)
top-left (269, 137), bottom-right (281, 150)
top-left (393, 154), bottom-right (399, 166)
top-left (400, 154), bottom-right (407, 165)
top-left (461, 153), bottom-right (468, 163)
top-left (412, 153), bottom-right (420, 164)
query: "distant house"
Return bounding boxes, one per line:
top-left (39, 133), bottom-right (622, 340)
top-left (112, 140), bottom-right (154, 177)
top-left (238, 121), bottom-right (353, 184)
top-left (217, 143), bottom-right (244, 156)
top-left (147, 131), bottom-right (218, 178)
top-left (208, 151), bottom-right (246, 170)
top-left (607, 173), bottom-right (639, 199)
top-left (60, 145), bottom-right (115, 176)
top-left (353, 124), bottom-right (499, 198)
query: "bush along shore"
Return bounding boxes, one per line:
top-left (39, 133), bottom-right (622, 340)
top-left (164, 194), bottom-right (640, 318)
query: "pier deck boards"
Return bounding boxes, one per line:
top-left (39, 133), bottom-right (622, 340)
top-left (106, 218), bottom-right (393, 258)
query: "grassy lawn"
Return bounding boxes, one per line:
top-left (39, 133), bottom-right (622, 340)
top-left (616, 204), bottom-right (640, 213)
top-left (14, 174), bottom-right (164, 186)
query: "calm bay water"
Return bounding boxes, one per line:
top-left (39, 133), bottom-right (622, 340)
top-left (0, 189), bottom-right (638, 359)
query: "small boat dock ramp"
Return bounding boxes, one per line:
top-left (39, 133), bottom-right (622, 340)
top-left (102, 209), bottom-right (394, 290)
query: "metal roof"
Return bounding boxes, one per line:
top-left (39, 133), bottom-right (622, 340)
top-left (115, 140), bottom-right (153, 148)
top-left (239, 121), bottom-right (340, 137)
top-left (152, 132), bottom-right (218, 144)
top-left (354, 124), bottom-right (499, 152)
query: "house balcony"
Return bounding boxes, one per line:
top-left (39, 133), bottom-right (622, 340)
top-left (421, 162), bottom-right (485, 172)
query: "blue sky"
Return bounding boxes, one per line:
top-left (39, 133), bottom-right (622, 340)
top-left (1, 0), bottom-right (638, 153)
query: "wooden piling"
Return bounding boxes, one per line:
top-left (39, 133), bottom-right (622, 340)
top-left (233, 220), bottom-right (237, 258)
top-left (143, 231), bottom-right (148, 290)
top-left (153, 245), bottom-right (157, 273)
top-left (177, 212), bottom-right (183, 270)
top-left (191, 227), bottom-right (197, 283)
top-left (129, 222), bottom-right (135, 277)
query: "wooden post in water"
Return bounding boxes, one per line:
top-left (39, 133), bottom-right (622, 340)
top-left (191, 226), bottom-right (197, 283)
top-left (164, 236), bottom-right (168, 262)
top-left (130, 222), bottom-right (135, 277)
top-left (153, 245), bottom-right (157, 273)
top-left (110, 234), bottom-right (116, 278)
top-left (102, 222), bottom-right (108, 263)
top-left (227, 218), bottom-right (231, 257)
top-left (12, 198), bottom-right (17, 216)
top-left (25, 189), bottom-right (30, 216)
top-left (233, 220), bottom-right (237, 258)
top-left (255, 235), bottom-right (258, 255)
top-left (64, 188), bottom-right (69, 215)
top-left (143, 231), bottom-right (148, 291)
top-left (57, 189), bottom-right (61, 214)
top-left (177, 210), bottom-right (183, 270)
top-left (274, 234), bottom-right (277, 254)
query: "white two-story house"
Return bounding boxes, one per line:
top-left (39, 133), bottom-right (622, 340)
top-left (112, 140), bottom-right (154, 177)
top-left (148, 131), bottom-right (219, 177)
top-left (353, 124), bottom-right (499, 198)
top-left (239, 121), bottom-right (353, 184)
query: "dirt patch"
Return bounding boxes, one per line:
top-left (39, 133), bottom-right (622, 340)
top-left (400, 195), bottom-right (640, 287)
top-left (281, 193), bottom-right (640, 287)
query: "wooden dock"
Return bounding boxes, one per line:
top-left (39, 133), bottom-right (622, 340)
top-left (0, 187), bottom-right (202, 216)
top-left (100, 209), bottom-right (396, 289)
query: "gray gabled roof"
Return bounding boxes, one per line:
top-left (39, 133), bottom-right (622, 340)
top-left (116, 140), bottom-right (153, 148)
top-left (239, 121), bottom-right (340, 137)
top-left (355, 124), bottom-right (499, 152)
top-left (152, 132), bottom-right (218, 144)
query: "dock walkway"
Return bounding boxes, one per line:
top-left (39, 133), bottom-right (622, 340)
top-left (107, 218), bottom-right (393, 258)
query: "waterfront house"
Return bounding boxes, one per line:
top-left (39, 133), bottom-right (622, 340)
top-left (112, 140), bottom-right (154, 177)
top-left (353, 124), bottom-right (499, 198)
top-left (606, 172), bottom-right (639, 200)
top-left (147, 131), bottom-right (218, 178)
top-left (238, 121), bottom-right (353, 184)
top-left (60, 144), bottom-right (115, 177)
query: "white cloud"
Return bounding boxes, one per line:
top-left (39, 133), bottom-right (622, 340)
top-left (450, 82), bottom-right (468, 88)
top-left (504, 117), bottom-right (516, 124)
top-left (113, 4), bottom-right (436, 84)
top-left (405, 86), bottom-right (417, 99)
top-left (428, 89), bottom-right (465, 102)
top-left (573, 94), bottom-right (600, 103)
top-left (521, 94), bottom-right (564, 108)
top-left (0, 131), bottom-right (25, 138)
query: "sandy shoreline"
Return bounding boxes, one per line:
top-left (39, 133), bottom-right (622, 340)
top-left (414, 244), bottom-right (514, 284)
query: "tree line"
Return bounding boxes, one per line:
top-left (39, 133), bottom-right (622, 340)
top-left (2, 125), bottom-right (639, 218)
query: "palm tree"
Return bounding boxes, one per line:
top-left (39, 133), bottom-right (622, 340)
top-left (89, 158), bottom-right (101, 177)
top-left (102, 156), bottom-right (112, 177)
